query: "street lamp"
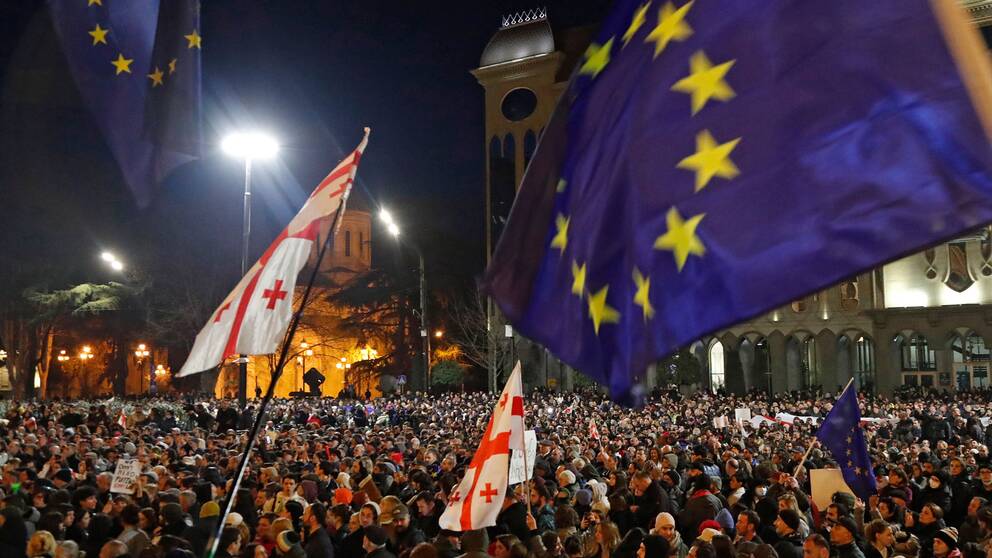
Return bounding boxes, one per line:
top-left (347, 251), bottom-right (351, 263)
top-left (57, 350), bottom-right (69, 363)
top-left (154, 364), bottom-right (167, 392)
top-left (379, 208), bottom-right (431, 388)
top-left (134, 343), bottom-right (152, 394)
top-left (222, 130), bottom-right (280, 406)
top-left (435, 330), bottom-right (443, 339)
top-left (100, 252), bottom-right (125, 272)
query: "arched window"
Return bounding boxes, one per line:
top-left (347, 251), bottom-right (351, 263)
top-left (344, 230), bottom-right (352, 256)
top-left (854, 336), bottom-right (875, 392)
top-left (803, 337), bottom-right (819, 388)
top-left (709, 341), bottom-right (725, 391)
top-left (524, 130), bottom-right (537, 169)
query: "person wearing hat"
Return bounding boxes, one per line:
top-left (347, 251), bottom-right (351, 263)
top-left (275, 530), bottom-right (306, 558)
top-left (773, 510), bottom-right (804, 558)
top-left (387, 504), bottom-right (424, 557)
top-left (933, 527), bottom-right (961, 558)
top-left (363, 525), bottom-right (396, 558)
top-left (830, 517), bottom-right (866, 558)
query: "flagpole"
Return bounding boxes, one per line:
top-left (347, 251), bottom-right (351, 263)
top-left (793, 377), bottom-right (854, 477)
top-left (204, 129), bottom-right (368, 558)
top-left (520, 366), bottom-right (532, 517)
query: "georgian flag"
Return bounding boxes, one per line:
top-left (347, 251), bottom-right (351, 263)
top-left (589, 418), bottom-right (600, 440)
top-left (178, 129), bottom-right (370, 376)
top-left (440, 362), bottom-right (525, 532)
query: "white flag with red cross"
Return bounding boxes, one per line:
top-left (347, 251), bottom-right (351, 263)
top-left (439, 362), bottom-right (525, 531)
top-left (589, 418), bottom-right (600, 440)
top-left (177, 129), bottom-right (370, 377)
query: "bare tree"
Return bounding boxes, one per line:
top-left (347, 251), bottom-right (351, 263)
top-left (447, 289), bottom-right (511, 390)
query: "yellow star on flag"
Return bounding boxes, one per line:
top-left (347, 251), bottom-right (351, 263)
top-left (571, 261), bottom-right (587, 297)
top-left (556, 178), bottom-right (567, 192)
top-left (654, 207), bottom-right (705, 271)
top-left (111, 53), bottom-right (133, 75)
top-left (677, 130), bottom-right (741, 191)
top-left (579, 38), bottom-right (614, 78)
top-left (622, 3), bottom-right (651, 46)
top-left (88, 0), bottom-right (102, 6)
top-left (644, 1), bottom-right (694, 58)
top-left (147, 67), bottom-right (165, 87)
top-left (671, 51), bottom-right (736, 115)
top-left (550, 214), bottom-right (570, 253)
top-left (184, 29), bottom-right (202, 49)
top-left (168, 58), bottom-right (178, 74)
top-left (587, 285), bottom-right (620, 334)
top-left (88, 24), bottom-right (109, 45)
top-left (632, 268), bottom-right (655, 321)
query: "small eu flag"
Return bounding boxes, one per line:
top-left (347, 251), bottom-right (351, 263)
top-left (482, 0), bottom-right (992, 404)
top-left (816, 383), bottom-right (877, 500)
top-left (49, 0), bottom-right (202, 207)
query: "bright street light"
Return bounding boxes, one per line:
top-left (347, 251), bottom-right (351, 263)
top-left (221, 132), bottom-right (280, 161)
top-left (379, 209), bottom-right (393, 224)
top-left (223, 130), bottom-right (280, 406)
top-left (387, 223), bottom-right (400, 237)
top-left (435, 330), bottom-right (443, 338)
top-left (110, 260), bottom-right (124, 271)
top-left (100, 252), bottom-right (116, 262)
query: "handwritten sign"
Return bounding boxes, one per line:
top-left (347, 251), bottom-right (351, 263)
top-left (508, 430), bottom-right (537, 485)
top-left (110, 458), bottom-right (141, 494)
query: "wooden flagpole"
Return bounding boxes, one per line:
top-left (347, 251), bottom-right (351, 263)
top-left (205, 128), bottom-right (369, 558)
top-left (930, 0), bottom-right (992, 143)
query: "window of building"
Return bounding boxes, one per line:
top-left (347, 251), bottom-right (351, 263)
top-left (709, 341), bottom-right (725, 392)
top-left (359, 232), bottom-right (364, 256)
top-left (345, 230), bottom-right (351, 256)
top-left (803, 338), bottom-right (818, 388)
top-left (900, 334), bottom-right (935, 371)
top-left (854, 336), bottom-right (875, 392)
top-left (840, 281), bottom-right (859, 311)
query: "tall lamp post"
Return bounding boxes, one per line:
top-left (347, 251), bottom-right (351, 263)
top-left (379, 209), bottom-right (431, 389)
top-left (134, 343), bottom-right (151, 394)
top-left (222, 131), bottom-right (280, 406)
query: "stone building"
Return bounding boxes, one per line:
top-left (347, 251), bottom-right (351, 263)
top-left (473, 5), bottom-right (992, 395)
top-left (213, 193), bottom-right (386, 399)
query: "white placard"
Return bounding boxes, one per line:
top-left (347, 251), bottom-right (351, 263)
top-left (508, 430), bottom-right (537, 485)
top-left (734, 408), bottom-right (751, 424)
top-left (810, 468), bottom-right (854, 510)
top-left (110, 458), bottom-right (141, 494)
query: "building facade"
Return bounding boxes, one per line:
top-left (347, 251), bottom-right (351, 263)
top-left (474, 5), bottom-right (992, 395)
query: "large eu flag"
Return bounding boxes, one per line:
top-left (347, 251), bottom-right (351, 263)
top-left (816, 384), bottom-right (877, 500)
top-left (49, 0), bottom-right (201, 206)
top-left (483, 0), bottom-right (992, 404)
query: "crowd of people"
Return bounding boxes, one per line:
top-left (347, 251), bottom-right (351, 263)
top-left (0, 384), bottom-right (990, 558)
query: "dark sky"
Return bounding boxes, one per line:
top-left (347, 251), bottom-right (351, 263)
top-left (0, 0), bottom-right (609, 290)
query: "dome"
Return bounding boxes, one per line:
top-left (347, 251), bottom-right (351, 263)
top-left (480, 10), bottom-right (555, 67)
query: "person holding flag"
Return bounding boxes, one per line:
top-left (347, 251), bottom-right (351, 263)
top-left (439, 363), bottom-right (525, 532)
top-left (814, 380), bottom-right (878, 501)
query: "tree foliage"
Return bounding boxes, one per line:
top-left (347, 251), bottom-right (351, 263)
top-left (657, 347), bottom-right (702, 386)
top-left (431, 359), bottom-right (463, 387)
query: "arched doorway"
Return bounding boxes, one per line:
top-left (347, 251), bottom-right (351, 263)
top-left (740, 336), bottom-right (771, 394)
top-left (786, 332), bottom-right (818, 391)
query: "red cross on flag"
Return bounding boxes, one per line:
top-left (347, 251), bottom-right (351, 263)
top-left (177, 129), bottom-right (370, 377)
top-left (439, 362), bottom-right (525, 532)
top-left (589, 418), bottom-right (600, 440)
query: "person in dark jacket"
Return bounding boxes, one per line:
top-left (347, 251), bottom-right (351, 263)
top-left (948, 459), bottom-right (973, 526)
top-left (916, 472), bottom-right (952, 515)
top-left (181, 501), bottom-right (219, 558)
top-left (0, 507), bottom-right (28, 558)
top-left (632, 472), bottom-right (671, 531)
top-left (363, 526), bottom-right (397, 558)
top-left (276, 530), bottom-right (307, 558)
top-left (303, 503), bottom-right (335, 558)
top-left (386, 505), bottom-right (424, 558)
top-left (772, 510), bottom-right (804, 558)
top-left (831, 517), bottom-right (867, 558)
top-left (678, 475), bottom-right (722, 541)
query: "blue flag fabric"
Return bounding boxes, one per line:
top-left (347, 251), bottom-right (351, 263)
top-left (482, 0), bottom-right (992, 404)
top-left (816, 384), bottom-right (877, 500)
top-left (49, 0), bottom-right (201, 207)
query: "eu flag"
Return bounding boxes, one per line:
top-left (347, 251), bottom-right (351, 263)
top-left (816, 383), bottom-right (877, 500)
top-left (49, 0), bottom-right (201, 207)
top-left (482, 0), bottom-right (992, 404)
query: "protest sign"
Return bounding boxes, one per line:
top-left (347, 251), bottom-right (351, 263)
top-left (735, 408), bottom-right (752, 424)
top-left (810, 468), bottom-right (854, 510)
top-left (508, 430), bottom-right (537, 484)
top-left (110, 458), bottom-right (141, 494)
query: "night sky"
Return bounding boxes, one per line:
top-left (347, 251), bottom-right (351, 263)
top-left (0, 0), bottom-right (610, 292)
